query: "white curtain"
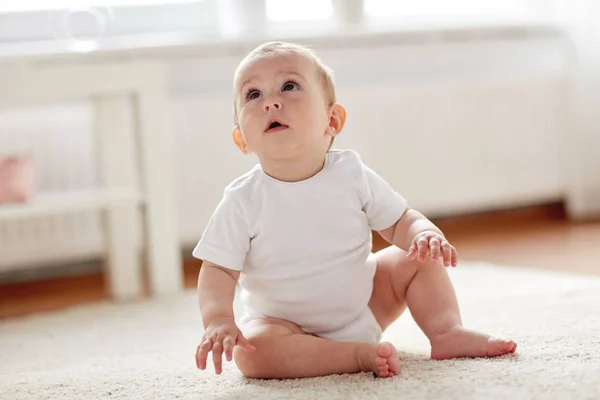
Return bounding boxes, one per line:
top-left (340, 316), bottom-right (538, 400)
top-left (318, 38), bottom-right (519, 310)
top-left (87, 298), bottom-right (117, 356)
top-left (562, 1), bottom-right (600, 218)
top-left (534, 0), bottom-right (600, 218)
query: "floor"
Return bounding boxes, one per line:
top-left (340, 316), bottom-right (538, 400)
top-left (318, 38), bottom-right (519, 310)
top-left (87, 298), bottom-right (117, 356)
top-left (4, 258), bottom-right (599, 399)
top-left (1, 203), bottom-right (599, 320)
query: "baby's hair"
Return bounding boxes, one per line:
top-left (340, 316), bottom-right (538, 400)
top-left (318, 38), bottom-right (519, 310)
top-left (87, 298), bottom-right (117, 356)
top-left (232, 41), bottom-right (336, 125)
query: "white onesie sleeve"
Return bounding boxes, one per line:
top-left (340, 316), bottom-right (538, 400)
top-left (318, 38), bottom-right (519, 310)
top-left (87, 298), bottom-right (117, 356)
top-left (361, 163), bottom-right (408, 231)
top-left (192, 189), bottom-right (250, 271)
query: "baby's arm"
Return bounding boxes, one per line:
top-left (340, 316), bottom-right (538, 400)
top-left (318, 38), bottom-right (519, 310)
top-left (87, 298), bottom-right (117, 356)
top-left (379, 208), bottom-right (458, 267)
top-left (198, 261), bottom-right (238, 326)
top-left (196, 261), bottom-right (255, 374)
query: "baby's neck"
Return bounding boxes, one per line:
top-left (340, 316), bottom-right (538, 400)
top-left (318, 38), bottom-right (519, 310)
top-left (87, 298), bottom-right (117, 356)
top-left (259, 152), bottom-right (327, 183)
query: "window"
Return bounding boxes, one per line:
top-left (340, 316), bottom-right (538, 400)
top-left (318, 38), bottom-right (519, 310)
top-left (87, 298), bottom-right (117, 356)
top-left (0, 0), bottom-right (200, 13)
top-left (0, 0), bottom-right (546, 51)
top-left (363, 0), bottom-right (528, 20)
top-left (266, 0), bottom-right (333, 22)
top-left (0, 0), bottom-right (217, 46)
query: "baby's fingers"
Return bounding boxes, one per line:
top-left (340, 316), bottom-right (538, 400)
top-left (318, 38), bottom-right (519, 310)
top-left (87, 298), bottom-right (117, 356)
top-left (406, 242), bottom-right (418, 260)
top-left (451, 246), bottom-right (459, 267)
top-left (222, 336), bottom-right (235, 362)
top-left (441, 241), bottom-right (452, 267)
top-left (429, 237), bottom-right (441, 260)
top-left (212, 341), bottom-right (224, 374)
top-left (196, 338), bottom-right (213, 370)
top-left (237, 333), bottom-right (257, 353)
top-left (417, 237), bottom-right (429, 262)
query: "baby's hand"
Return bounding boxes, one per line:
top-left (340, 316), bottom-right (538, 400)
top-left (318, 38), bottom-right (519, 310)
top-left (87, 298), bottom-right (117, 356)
top-left (196, 317), bottom-right (256, 374)
top-left (406, 230), bottom-right (458, 267)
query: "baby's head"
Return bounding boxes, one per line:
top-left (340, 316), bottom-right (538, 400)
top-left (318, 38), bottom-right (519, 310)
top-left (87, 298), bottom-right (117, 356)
top-left (231, 42), bottom-right (346, 162)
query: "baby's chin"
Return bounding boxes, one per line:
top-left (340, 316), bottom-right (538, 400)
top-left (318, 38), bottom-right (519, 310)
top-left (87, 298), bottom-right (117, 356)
top-left (259, 144), bottom-right (317, 160)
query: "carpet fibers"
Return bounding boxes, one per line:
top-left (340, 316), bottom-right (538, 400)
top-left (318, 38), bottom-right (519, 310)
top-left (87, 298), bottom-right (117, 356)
top-left (1, 263), bottom-right (599, 400)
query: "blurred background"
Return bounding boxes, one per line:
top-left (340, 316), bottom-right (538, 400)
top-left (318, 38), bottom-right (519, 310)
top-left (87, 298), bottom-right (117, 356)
top-left (0, 0), bottom-right (598, 317)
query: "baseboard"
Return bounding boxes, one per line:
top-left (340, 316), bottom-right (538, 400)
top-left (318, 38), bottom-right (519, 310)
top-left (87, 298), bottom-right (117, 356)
top-left (0, 260), bottom-right (102, 285)
top-left (431, 201), bottom-right (567, 233)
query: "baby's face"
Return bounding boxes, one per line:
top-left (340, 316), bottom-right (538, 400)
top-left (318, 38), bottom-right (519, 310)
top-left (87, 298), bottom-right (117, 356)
top-left (233, 53), bottom-right (333, 161)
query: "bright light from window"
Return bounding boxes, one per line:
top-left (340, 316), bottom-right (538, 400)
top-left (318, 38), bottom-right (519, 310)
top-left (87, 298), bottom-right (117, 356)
top-left (364, 0), bottom-right (527, 18)
top-left (266, 0), bottom-right (333, 22)
top-left (0, 0), bottom-right (201, 13)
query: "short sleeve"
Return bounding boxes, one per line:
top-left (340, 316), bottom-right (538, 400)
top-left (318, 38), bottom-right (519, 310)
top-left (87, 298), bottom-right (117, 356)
top-left (192, 189), bottom-right (250, 271)
top-left (361, 163), bottom-right (408, 231)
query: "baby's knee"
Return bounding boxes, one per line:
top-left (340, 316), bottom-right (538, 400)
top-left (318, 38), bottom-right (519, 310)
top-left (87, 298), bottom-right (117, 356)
top-left (234, 323), bottom-right (296, 378)
top-left (417, 256), bottom-right (446, 271)
top-left (233, 345), bottom-right (263, 378)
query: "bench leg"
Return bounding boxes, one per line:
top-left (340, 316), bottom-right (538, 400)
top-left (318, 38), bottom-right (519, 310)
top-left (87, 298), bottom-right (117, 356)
top-left (135, 84), bottom-right (183, 296)
top-left (94, 94), bottom-right (143, 301)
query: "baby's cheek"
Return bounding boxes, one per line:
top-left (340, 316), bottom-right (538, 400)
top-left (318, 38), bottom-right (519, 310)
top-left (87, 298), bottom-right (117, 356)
top-left (241, 100), bottom-right (260, 114)
top-left (239, 108), bottom-right (259, 128)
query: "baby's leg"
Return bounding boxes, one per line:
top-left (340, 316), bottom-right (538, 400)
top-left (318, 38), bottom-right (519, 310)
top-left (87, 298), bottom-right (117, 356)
top-left (369, 246), bottom-right (517, 359)
top-left (233, 317), bottom-right (400, 379)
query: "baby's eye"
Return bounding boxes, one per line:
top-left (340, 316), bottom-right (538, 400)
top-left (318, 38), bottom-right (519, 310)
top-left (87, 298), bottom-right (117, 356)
top-left (282, 81), bottom-right (300, 92)
top-left (246, 90), bottom-right (261, 101)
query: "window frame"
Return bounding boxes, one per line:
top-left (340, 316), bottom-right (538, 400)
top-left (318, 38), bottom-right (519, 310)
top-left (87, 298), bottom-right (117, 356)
top-left (0, 0), bottom-right (219, 44)
top-left (0, 0), bottom-right (552, 47)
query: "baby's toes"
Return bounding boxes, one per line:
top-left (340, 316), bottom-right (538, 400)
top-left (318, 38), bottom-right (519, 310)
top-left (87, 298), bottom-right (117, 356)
top-left (486, 338), bottom-right (517, 357)
top-left (378, 363), bottom-right (390, 374)
top-left (502, 340), bottom-right (517, 353)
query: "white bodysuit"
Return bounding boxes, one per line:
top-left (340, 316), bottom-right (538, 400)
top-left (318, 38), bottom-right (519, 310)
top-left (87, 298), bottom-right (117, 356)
top-left (193, 149), bottom-right (407, 343)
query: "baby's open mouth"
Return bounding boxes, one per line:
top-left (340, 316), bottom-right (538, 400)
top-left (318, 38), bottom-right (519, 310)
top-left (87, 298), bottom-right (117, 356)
top-left (265, 120), bottom-right (289, 133)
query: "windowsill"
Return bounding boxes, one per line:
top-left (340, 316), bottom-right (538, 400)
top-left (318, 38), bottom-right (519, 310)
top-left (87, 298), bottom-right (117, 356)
top-left (0, 19), bottom-right (564, 66)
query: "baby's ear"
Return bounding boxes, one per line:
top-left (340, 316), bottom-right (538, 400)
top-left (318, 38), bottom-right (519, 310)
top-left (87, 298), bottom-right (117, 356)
top-left (232, 126), bottom-right (250, 154)
top-left (327, 104), bottom-right (346, 137)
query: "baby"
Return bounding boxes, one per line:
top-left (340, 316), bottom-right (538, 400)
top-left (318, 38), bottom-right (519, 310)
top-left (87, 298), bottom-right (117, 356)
top-left (194, 41), bottom-right (517, 379)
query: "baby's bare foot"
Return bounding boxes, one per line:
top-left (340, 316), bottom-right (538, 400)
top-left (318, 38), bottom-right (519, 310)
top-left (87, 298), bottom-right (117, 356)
top-left (430, 327), bottom-right (517, 360)
top-left (356, 342), bottom-right (400, 378)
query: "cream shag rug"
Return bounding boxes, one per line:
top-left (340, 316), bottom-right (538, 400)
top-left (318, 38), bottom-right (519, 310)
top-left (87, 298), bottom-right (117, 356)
top-left (1, 263), bottom-right (600, 400)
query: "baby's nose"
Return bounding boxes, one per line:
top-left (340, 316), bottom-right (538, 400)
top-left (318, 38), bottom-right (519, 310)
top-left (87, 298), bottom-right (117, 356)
top-left (263, 99), bottom-right (282, 112)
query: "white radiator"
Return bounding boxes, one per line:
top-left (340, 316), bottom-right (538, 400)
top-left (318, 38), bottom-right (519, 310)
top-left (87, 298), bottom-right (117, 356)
top-left (0, 36), bottom-right (570, 272)
top-left (0, 103), bottom-right (107, 270)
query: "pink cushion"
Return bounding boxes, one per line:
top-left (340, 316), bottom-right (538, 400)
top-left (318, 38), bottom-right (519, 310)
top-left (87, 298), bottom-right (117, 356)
top-left (0, 154), bottom-right (35, 205)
